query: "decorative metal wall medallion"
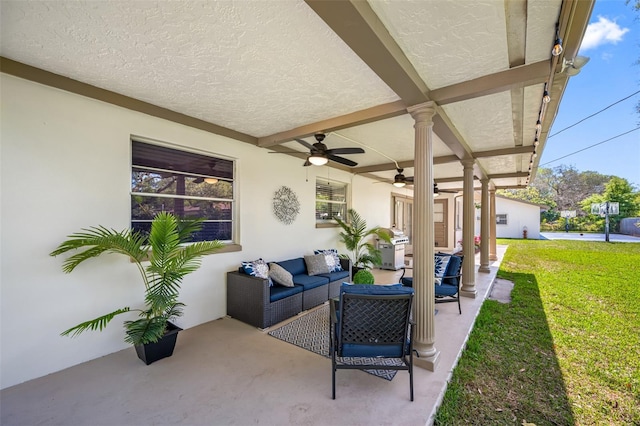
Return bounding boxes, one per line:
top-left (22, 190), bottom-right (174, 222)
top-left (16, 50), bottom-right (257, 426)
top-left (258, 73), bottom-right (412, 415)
top-left (272, 186), bottom-right (300, 225)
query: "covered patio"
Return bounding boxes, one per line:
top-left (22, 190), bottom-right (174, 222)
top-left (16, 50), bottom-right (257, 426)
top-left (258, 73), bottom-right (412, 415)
top-left (1, 0), bottom-right (594, 418)
top-left (1, 250), bottom-right (504, 425)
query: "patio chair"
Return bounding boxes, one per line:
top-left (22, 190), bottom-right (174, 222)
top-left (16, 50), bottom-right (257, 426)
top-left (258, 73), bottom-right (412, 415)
top-left (399, 253), bottom-right (464, 314)
top-left (330, 284), bottom-right (415, 401)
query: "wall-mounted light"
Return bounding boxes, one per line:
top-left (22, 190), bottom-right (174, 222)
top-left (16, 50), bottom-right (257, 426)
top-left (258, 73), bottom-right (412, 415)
top-left (561, 56), bottom-right (590, 76)
top-left (308, 154), bottom-right (328, 166)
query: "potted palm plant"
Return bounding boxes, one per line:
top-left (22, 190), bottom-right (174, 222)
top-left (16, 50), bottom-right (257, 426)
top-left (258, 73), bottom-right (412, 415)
top-left (334, 208), bottom-right (391, 275)
top-left (50, 212), bottom-right (223, 364)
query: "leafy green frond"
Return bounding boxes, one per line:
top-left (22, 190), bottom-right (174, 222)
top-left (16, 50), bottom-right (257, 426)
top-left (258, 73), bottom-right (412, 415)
top-left (176, 217), bottom-right (206, 242)
top-left (124, 316), bottom-right (167, 345)
top-left (50, 226), bottom-right (147, 273)
top-left (164, 302), bottom-right (185, 319)
top-left (148, 212), bottom-right (181, 268)
top-left (61, 307), bottom-right (130, 337)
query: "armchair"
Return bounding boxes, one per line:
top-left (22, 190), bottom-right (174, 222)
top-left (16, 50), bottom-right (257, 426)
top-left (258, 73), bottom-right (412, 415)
top-left (330, 284), bottom-right (415, 400)
top-left (399, 253), bottom-right (464, 314)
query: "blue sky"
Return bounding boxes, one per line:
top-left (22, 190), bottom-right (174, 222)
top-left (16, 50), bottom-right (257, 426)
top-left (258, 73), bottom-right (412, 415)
top-left (540, 0), bottom-right (640, 188)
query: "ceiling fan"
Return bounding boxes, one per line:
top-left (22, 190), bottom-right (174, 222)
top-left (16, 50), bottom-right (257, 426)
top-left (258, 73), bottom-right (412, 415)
top-left (392, 168), bottom-right (457, 194)
top-left (293, 133), bottom-right (365, 167)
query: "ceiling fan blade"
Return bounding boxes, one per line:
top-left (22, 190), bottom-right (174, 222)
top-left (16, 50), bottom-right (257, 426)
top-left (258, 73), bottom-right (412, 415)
top-left (325, 147), bottom-right (365, 155)
top-left (303, 159), bottom-right (312, 167)
top-left (294, 138), bottom-right (314, 151)
top-left (328, 154), bottom-right (358, 167)
top-left (406, 176), bottom-right (414, 183)
top-left (193, 177), bottom-right (204, 184)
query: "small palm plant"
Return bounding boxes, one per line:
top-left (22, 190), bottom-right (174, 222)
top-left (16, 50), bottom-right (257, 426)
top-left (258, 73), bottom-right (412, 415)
top-left (50, 212), bottom-right (223, 346)
top-left (334, 209), bottom-right (391, 269)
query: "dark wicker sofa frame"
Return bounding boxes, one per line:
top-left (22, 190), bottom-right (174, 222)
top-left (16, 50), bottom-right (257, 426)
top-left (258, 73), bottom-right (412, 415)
top-left (226, 258), bottom-right (351, 329)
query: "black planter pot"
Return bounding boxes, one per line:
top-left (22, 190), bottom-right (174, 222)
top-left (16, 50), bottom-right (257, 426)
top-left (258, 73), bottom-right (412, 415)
top-left (134, 322), bottom-right (183, 365)
top-left (351, 266), bottom-right (364, 278)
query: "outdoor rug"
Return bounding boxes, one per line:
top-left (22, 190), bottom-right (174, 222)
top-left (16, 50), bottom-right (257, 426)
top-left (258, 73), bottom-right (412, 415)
top-left (268, 303), bottom-right (404, 381)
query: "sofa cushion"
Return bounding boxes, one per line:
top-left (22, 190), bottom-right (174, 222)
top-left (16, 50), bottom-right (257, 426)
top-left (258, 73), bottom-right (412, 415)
top-left (314, 249), bottom-right (343, 272)
top-left (276, 258), bottom-right (307, 276)
top-left (241, 258), bottom-right (273, 287)
top-left (292, 274), bottom-right (329, 290)
top-left (304, 254), bottom-right (330, 276)
top-left (269, 262), bottom-right (294, 287)
top-left (318, 269), bottom-right (350, 283)
top-left (270, 284), bottom-right (303, 302)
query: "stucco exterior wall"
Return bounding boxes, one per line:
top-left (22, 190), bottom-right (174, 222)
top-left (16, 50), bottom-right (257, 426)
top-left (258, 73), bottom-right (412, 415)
top-left (0, 75), bottom-right (401, 388)
top-left (495, 196), bottom-right (541, 239)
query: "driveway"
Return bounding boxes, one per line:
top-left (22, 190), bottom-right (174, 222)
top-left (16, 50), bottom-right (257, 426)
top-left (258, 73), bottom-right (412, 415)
top-left (540, 232), bottom-right (640, 243)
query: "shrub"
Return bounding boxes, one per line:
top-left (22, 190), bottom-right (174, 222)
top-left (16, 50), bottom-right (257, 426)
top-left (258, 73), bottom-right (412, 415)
top-left (353, 269), bottom-right (375, 284)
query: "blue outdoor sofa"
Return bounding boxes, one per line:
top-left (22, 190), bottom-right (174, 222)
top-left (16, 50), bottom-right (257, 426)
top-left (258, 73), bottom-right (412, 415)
top-left (227, 256), bottom-right (351, 328)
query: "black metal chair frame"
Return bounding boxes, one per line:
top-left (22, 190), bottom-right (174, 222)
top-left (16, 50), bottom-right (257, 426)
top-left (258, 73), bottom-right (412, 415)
top-left (330, 293), bottom-right (415, 401)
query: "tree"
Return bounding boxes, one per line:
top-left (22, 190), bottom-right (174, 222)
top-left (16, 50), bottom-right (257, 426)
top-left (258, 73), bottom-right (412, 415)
top-left (532, 165), bottom-right (610, 215)
top-left (580, 177), bottom-right (640, 232)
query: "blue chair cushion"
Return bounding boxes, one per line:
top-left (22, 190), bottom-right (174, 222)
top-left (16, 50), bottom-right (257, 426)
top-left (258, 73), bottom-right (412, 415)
top-left (270, 284), bottom-right (303, 302)
top-left (443, 255), bottom-right (463, 286)
top-left (318, 269), bottom-right (350, 283)
top-left (341, 343), bottom-right (406, 358)
top-left (276, 258), bottom-right (307, 276)
top-left (435, 283), bottom-right (458, 297)
top-left (292, 274), bottom-right (329, 290)
top-left (340, 283), bottom-right (414, 296)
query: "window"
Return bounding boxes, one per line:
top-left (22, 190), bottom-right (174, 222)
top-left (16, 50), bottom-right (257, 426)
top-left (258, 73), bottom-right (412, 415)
top-left (496, 214), bottom-right (508, 225)
top-left (316, 178), bottom-right (348, 226)
top-left (131, 140), bottom-right (235, 242)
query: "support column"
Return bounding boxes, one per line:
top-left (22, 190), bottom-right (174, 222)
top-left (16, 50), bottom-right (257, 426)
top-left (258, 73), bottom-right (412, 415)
top-left (478, 178), bottom-right (490, 273)
top-left (407, 101), bottom-right (439, 370)
top-left (489, 189), bottom-right (498, 261)
top-left (460, 159), bottom-right (477, 298)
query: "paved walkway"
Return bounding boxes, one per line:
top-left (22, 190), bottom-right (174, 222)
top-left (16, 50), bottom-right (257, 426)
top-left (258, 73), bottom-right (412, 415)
top-left (540, 232), bottom-right (640, 243)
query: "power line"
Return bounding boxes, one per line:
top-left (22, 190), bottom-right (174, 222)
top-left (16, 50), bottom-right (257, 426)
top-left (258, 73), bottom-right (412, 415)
top-left (549, 90), bottom-right (640, 138)
top-left (539, 127), bottom-right (640, 166)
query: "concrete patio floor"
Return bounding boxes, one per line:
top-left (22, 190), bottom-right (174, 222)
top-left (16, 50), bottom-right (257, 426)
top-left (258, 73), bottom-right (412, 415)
top-left (1, 247), bottom-right (507, 426)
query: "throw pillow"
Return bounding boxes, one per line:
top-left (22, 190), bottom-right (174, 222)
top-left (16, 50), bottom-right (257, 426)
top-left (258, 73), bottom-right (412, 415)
top-left (269, 262), bottom-right (294, 287)
top-left (304, 254), bottom-right (330, 276)
top-left (241, 258), bottom-right (273, 287)
top-left (434, 254), bottom-right (450, 286)
top-left (314, 249), bottom-right (343, 272)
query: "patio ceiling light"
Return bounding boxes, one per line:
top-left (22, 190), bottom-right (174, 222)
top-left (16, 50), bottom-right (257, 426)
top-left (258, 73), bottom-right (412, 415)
top-left (204, 177), bottom-right (219, 184)
top-left (552, 23), bottom-right (563, 57)
top-left (308, 154), bottom-right (328, 166)
top-left (542, 86), bottom-right (551, 104)
top-left (552, 38), bottom-right (563, 57)
top-left (393, 180), bottom-right (406, 188)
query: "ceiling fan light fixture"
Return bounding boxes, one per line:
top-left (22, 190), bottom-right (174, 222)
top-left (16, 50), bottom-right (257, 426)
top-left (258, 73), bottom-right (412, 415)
top-left (204, 177), bottom-right (218, 184)
top-left (393, 181), bottom-right (406, 188)
top-left (308, 154), bottom-right (328, 166)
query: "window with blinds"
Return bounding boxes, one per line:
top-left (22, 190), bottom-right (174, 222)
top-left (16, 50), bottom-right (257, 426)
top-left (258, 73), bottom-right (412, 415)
top-left (315, 177), bottom-right (348, 225)
top-left (131, 140), bottom-right (235, 242)
top-left (496, 214), bottom-right (508, 225)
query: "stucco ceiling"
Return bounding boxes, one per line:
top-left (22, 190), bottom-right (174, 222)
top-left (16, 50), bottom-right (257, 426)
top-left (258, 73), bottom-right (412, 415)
top-left (0, 0), bottom-right (594, 190)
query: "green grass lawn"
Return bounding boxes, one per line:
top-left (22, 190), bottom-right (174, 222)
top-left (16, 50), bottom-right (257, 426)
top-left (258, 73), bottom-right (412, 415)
top-left (435, 239), bottom-right (640, 425)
